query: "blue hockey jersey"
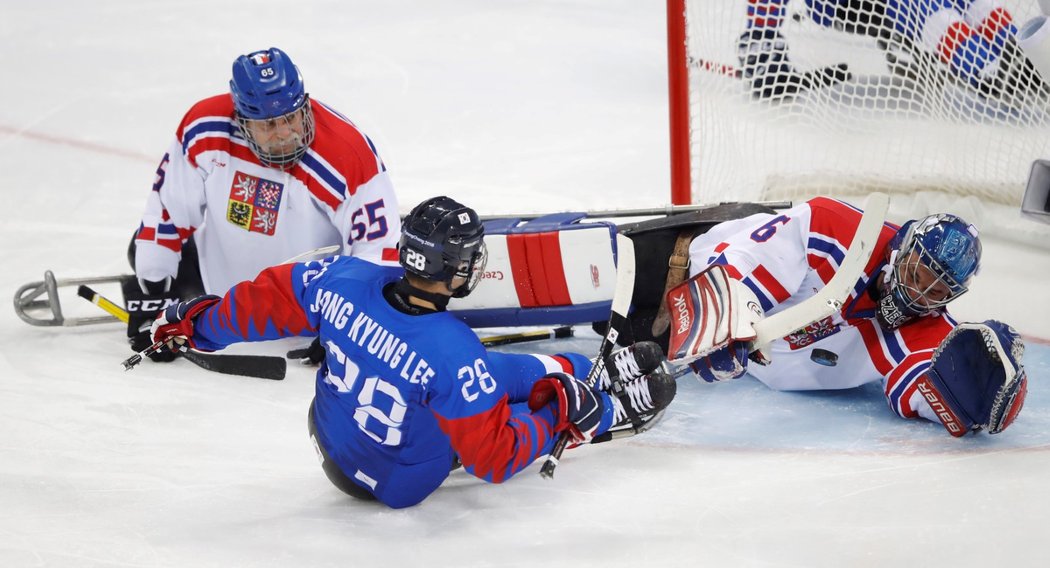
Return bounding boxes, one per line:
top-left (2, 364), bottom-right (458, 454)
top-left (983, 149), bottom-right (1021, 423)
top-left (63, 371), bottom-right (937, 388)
top-left (187, 255), bottom-right (604, 507)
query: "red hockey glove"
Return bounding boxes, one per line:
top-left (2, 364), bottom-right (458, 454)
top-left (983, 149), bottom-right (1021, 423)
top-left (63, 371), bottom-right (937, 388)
top-left (528, 372), bottom-right (608, 445)
top-left (150, 295), bottom-right (221, 354)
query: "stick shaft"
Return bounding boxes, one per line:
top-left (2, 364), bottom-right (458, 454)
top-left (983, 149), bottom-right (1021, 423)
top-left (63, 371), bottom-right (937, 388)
top-left (480, 326), bottom-right (573, 347)
top-left (540, 235), bottom-right (636, 479)
top-left (77, 285), bottom-right (129, 323)
top-left (479, 201), bottom-right (792, 222)
top-left (751, 192), bottom-right (888, 351)
top-left (79, 285), bottom-right (286, 380)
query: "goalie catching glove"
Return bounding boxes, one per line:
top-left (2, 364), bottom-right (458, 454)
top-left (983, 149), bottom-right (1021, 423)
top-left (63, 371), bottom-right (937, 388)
top-left (917, 320), bottom-right (1028, 437)
top-left (528, 342), bottom-right (677, 446)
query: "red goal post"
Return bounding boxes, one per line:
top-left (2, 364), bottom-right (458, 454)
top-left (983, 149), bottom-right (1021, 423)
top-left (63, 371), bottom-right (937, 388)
top-left (668, 0), bottom-right (692, 205)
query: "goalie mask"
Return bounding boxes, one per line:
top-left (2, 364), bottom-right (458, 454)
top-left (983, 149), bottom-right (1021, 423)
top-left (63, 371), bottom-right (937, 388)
top-left (399, 196), bottom-right (487, 298)
top-left (230, 47), bottom-right (315, 170)
top-left (877, 214), bottom-right (981, 329)
top-left (917, 321), bottom-right (1028, 437)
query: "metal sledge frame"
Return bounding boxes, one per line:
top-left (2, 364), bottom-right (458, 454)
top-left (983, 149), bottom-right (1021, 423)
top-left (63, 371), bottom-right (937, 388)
top-left (13, 270), bottom-right (132, 327)
top-left (477, 201), bottom-right (792, 222)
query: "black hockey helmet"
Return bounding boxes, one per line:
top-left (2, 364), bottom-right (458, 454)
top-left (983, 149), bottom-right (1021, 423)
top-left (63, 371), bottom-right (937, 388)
top-left (399, 196), bottom-right (487, 298)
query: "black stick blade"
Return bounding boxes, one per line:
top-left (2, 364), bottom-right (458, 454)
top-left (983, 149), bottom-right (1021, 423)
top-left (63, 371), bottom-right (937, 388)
top-left (183, 351), bottom-right (287, 380)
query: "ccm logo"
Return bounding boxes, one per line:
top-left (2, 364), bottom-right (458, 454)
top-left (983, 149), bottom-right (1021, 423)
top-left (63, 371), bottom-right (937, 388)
top-left (917, 380), bottom-right (965, 436)
top-left (127, 298), bottom-right (179, 312)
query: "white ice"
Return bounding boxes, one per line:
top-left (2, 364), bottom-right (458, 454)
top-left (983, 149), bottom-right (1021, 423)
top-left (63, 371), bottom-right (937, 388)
top-left (2, 2), bottom-right (1049, 567)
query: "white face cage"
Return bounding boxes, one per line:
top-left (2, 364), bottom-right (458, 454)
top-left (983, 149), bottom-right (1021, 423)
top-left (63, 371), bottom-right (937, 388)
top-left (235, 99), bottom-right (316, 170)
top-left (890, 241), bottom-right (968, 315)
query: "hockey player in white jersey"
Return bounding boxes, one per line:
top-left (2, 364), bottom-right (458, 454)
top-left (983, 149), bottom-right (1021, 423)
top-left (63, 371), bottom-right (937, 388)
top-left (123, 47), bottom-right (400, 360)
top-left (665, 197), bottom-right (1027, 437)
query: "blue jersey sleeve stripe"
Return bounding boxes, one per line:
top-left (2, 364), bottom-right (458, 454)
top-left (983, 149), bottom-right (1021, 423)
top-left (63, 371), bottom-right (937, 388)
top-left (181, 120), bottom-right (234, 155)
top-left (888, 361), bottom-right (930, 412)
top-left (362, 134), bottom-right (386, 172)
top-left (883, 329), bottom-right (907, 363)
top-left (299, 152), bottom-right (347, 198)
top-left (742, 276), bottom-right (774, 312)
top-left (157, 223), bottom-right (180, 236)
top-left (807, 235), bottom-right (846, 266)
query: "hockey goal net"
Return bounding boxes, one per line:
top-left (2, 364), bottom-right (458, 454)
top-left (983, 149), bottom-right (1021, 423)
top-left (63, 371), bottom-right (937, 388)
top-left (669, 0), bottom-right (1050, 246)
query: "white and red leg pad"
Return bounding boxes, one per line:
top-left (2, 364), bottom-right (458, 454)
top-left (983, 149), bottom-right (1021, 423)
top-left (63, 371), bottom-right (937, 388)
top-left (449, 213), bottom-right (619, 327)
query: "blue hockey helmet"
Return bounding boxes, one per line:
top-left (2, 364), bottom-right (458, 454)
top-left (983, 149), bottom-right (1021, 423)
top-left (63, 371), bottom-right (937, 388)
top-left (399, 196), bottom-right (487, 298)
top-left (230, 47), bottom-right (307, 120)
top-left (230, 47), bottom-right (315, 168)
top-left (879, 213), bottom-right (981, 327)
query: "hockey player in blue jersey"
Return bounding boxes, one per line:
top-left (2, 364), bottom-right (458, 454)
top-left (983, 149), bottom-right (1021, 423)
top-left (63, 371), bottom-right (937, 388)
top-left (739, 0), bottom-right (1045, 100)
top-left (145, 196), bottom-right (677, 508)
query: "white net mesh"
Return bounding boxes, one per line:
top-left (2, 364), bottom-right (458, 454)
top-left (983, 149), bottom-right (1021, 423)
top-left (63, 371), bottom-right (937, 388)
top-left (684, 0), bottom-right (1050, 246)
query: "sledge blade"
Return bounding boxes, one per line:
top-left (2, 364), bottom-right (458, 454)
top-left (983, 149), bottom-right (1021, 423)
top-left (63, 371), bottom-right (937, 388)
top-left (13, 271), bottom-right (132, 327)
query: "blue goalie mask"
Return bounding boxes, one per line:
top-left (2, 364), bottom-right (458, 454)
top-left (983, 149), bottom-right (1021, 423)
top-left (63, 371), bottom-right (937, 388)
top-left (230, 47), bottom-right (315, 169)
top-left (877, 214), bottom-right (982, 329)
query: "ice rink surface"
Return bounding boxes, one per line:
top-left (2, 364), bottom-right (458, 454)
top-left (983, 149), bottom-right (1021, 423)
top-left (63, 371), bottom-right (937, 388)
top-left (2, 1), bottom-right (1049, 566)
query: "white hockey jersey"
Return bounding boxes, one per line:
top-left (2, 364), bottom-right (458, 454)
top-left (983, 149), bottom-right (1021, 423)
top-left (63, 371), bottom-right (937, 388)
top-left (133, 94), bottom-right (400, 294)
top-left (688, 197), bottom-right (959, 425)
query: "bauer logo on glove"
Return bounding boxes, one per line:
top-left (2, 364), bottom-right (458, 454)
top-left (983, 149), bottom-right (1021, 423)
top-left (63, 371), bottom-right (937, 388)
top-left (916, 320), bottom-right (1028, 437)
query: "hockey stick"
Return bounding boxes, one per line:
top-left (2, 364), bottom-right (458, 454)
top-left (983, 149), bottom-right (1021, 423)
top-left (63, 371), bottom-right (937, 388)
top-left (750, 192), bottom-right (888, 357)
top-left (281, 325), bottom-right (575, 365)
top-left (77, 285), bottom-right (287, 380)
top-left (479, 326), bottom-right (574, 347)
top-left (478, 201), bottom-right (792, 222)
top-left (539, 234), bottom-right (637, 479)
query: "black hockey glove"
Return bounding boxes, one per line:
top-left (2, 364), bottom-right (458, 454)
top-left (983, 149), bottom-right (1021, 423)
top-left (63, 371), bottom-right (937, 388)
top-left (287, 337), bottom-right (326, 366)
top-left (737, 29), bottom-right (850, 99)
top-left (121, 276), bottom-right (181, 362)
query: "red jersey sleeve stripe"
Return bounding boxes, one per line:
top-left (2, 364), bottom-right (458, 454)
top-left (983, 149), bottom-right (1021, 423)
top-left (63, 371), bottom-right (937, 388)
top-left (856, 319), bottom-right (894, 376)
top-left (751, 264), bottom-right (791, 303)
